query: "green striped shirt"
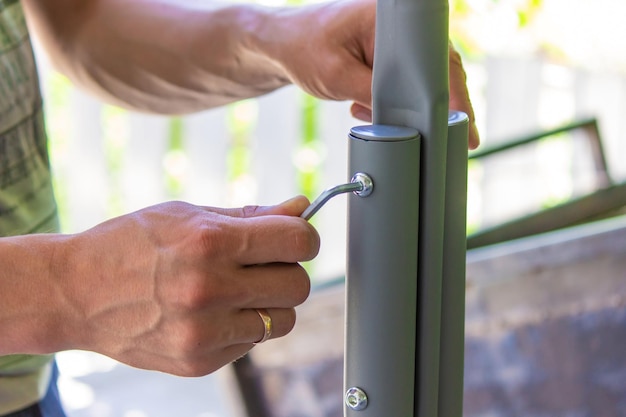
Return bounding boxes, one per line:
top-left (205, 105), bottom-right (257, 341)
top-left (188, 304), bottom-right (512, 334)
top-left (0, 0), bottom-right (60, 413)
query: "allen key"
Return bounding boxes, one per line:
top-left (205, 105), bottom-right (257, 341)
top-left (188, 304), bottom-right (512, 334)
top-left (300, 172), bottom-right (373, 221)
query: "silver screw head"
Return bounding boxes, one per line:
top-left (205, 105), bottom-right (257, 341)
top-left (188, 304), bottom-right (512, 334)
top-left (351, 173), bottom-right (374, 197)
top-left (345, 387), bottom-right (368, 411)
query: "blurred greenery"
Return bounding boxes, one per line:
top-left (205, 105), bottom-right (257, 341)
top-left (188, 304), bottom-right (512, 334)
top-left (165, 117), bottom-right (186, 198)
top-left (298, 92), bottom-right (320, 201)
top-left (44, 72), bottom-right (72, 227)
top-left (450, 0), bottom-right (544, 58)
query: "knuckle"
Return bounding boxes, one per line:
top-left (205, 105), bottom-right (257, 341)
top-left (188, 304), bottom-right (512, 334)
top-left (325, 56), bottom-right (345, 80)
top-left (169, 273), bottom-right (218, 311)
top-left (232, 279), bottom-right (259, 308)
top-left (197, 223), bottom-right (223, 258)
top-left (197, 219), bottom-right (247, 264)
top-left (172, 321), bottom-right (204, 357)
top-left (241, 205), bottom-right (261, 217)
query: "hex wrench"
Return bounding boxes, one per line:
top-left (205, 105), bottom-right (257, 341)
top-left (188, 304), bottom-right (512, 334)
top-left (300, 173), bottom-right (373, 221)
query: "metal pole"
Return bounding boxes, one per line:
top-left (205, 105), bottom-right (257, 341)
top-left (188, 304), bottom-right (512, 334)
top-left (439, 111), bottom-right (468, 417)
top-left (371, 0), bottom-right (450, 414)
top-left (346, 125), bottom-right (421, 417)
top-left (344, 0), bottom-right (467, 415)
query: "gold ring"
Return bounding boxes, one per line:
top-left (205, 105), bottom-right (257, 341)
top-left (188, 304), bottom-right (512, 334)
top-left (253, 308), bottom-right (272, 344)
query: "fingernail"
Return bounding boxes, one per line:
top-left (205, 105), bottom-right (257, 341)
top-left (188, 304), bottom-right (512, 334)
top-left (270, 195), bottom-right (310, 216)
top-left (354, 110), bottom-right (372, 122)
top-left (470, 124), bottom-right (481, 149)
top-left (278, 195), bottom-right (308, 207)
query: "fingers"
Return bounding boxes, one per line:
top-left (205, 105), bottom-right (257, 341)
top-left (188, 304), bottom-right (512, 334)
top-left (198, 308), bottom-right (296, 350)
top-left (203, 195), bottom-right (311, 219)
top-left (449, 43), bottom-right (480, 149)
top-left (351, 102), bottom-right (372, 122)
top-left (336, 62), bottom-right (373, 110)
top-left (196, 197), bottom-right (320, 266)
top-left (237, 307), bottom-right (296, 345)
top-left (226, 215), bottom-right (319, 265)
top-left (160, 307), bottom-right (299, 351)
top-left (234, 262), bottom-right (311, 309)
top-left (245, 195), bottom-right (310, 217)
top-left (124, 306), bottom-right (295, 377)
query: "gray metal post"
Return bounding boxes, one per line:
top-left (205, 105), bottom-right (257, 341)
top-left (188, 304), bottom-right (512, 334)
top-left (371, 0), bottom-right (450, 415)
top-left (439, 111), bottom-right (468, 417)
top-left (344, 0), bottom-right (467, 415)
top-left (346, 125), bottom-right (421, 417)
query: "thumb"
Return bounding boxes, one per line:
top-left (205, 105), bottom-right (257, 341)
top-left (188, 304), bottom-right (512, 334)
top-left (205, 195), bottom-right (311, 218)
top-left (449, 43), bottom-right (481, 149)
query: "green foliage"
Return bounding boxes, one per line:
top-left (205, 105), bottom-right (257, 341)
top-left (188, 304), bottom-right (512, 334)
top-left (517, 0), bottom-right (543, 27)
top-left (44, 72), bottom-right (72, 228)
top-left (450, 0), bottom-right (545, 57)
top-left (297, 93), bottom-right (320, 201)
top-left (164, 117), bottom-right (186, 198)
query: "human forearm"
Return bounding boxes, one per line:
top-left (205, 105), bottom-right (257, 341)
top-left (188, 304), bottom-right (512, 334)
top-left (23, 0), bottom-right (480, 147)
top-left (23, 0), bottom-right (291, 113)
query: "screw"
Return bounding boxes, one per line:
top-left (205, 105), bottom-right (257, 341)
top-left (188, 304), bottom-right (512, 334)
top-left (345, 387), bottom-right (368, 411)
top-left (351, 173), bottom-right (374, 197)
top-left (300, 173), bottom-right (374, 221)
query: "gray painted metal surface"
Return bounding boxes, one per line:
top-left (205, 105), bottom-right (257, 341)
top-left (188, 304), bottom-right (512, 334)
top-left (439, 112), bottom-right (469, 417)
top-left (344, 113), bottom-right (468, 417)
top-left (369, 0), bottom-right (452, 415)
top-left (343, 0), bottom-right (468, 414)
top-left (346, 126), bottom-right (421, 417)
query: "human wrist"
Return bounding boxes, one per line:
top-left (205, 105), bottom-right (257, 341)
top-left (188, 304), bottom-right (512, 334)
top-left (0, 234), bottom-right (77, 355)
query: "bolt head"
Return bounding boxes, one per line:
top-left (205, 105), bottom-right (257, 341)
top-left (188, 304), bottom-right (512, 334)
top-left (351, 173), bottom-right (374, 197)
top-left (345, 387), bottom-right (368, 411)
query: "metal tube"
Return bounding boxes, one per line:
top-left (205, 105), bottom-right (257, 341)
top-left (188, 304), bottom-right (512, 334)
top-left (438, 111), bottom-right (469, 417)
top-left (344, 0), bottom-right (469, 416)
top-left (345, 125), bottom-right (420, 417)
top-left (371, 0), bottom-right (450, 416)
top-left (344, 115), bottom-right (468, 417)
